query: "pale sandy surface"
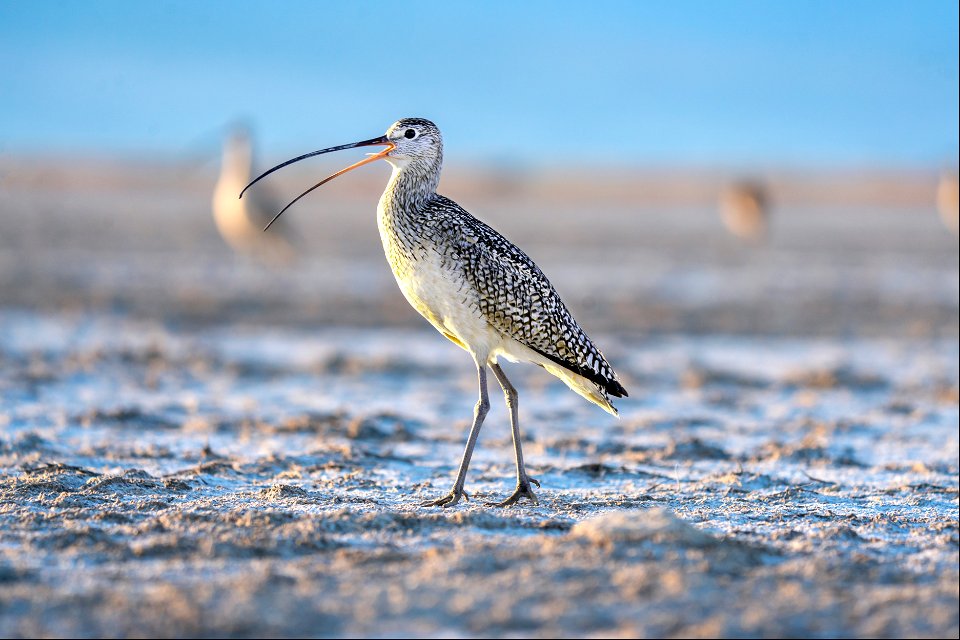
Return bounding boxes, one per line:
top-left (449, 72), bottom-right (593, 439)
top-left (0, 159), bottom-right (957, 637)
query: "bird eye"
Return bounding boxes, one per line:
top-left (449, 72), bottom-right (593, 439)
top-left (404, 129), bottom-right (417, 139)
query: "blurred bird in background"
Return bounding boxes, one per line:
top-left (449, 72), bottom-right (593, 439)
top-left (213, 125), bottom-right (298, 264)
top-left (719, 179), bottom-right (770, 244)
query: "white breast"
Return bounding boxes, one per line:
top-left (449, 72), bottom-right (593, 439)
top-left (379, 227), bottom-right (500, 359)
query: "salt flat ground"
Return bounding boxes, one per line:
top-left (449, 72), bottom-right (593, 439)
top-left (0, 160), bottom-right (957, 636)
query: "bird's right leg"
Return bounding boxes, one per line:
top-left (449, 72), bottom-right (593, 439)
top-left (421, 357), bottom-right (489, 508)
top-left (487, 362), bottom-right (539, 507)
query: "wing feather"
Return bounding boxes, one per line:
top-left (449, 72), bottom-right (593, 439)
top-left (428, 197), bottom-right (627, 398)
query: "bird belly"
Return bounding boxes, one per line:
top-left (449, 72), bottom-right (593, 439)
top-left (389, 250), bottom-right (497, 357)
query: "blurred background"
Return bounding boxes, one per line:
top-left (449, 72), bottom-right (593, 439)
top-left (0, 1), bottom-right (957, 335)
top-left (1, 4), bottom-right (958, 637)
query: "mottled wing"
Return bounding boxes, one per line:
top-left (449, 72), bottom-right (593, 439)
top-left (430, 197), bottom-right (627, 398)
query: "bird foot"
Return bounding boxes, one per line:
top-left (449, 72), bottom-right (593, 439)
top-left (420, 487), bottom-right (470, 508)
top-left (487, 477), bottom-right (540, 507)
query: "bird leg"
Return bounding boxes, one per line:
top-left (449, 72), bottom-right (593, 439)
top-left (421, 358), bottom-right (489, 508)
top-left (487, 363), bottom-right (540, 507)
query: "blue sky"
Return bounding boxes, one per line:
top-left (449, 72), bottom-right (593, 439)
top-left (0, 1), bottom-right (957, 167)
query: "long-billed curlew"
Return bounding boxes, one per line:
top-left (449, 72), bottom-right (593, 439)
top-left (241, 118), bottom-right (627, 507)
top-left (213, 126), bottom-right (297, 263)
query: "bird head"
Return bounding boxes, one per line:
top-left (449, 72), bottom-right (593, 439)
top-left (239, 117), bottom-right (442, 230)
top-left (382, 118), bottom-right (443, 168)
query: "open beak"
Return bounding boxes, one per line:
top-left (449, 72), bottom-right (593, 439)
top-left (239, 134), bottom-right (394, 231)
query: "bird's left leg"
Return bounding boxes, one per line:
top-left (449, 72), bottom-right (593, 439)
top-left (487, 362), bottom-right (539, 507)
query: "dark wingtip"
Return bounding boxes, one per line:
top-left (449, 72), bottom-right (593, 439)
top-left (527, 345), bottom-right (629, 399)
top-left (607, 380), bottom-right (628, 398)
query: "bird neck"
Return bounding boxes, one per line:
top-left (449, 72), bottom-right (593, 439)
top-left (381, 156), bottom-right (442, 214)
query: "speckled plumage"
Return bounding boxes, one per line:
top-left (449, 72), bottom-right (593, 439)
top-left (376, 118), bottom-right (626, 415)
top-left (246, 117), bottom-right (626, 506)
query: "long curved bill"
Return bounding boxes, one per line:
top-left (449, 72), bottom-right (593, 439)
top-left (239, 134), bottom-right (394, 231)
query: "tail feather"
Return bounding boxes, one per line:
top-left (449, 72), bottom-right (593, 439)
top-left (528, 345), bottom-right (627, 399)
top-left (541, 361), bottom-right (620, 417)
top-left (496, 340), bottom-right (621, 417)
